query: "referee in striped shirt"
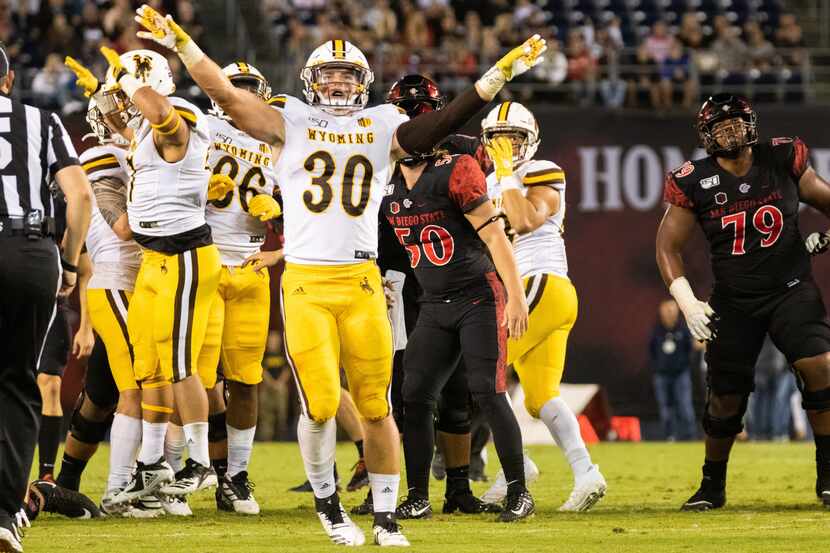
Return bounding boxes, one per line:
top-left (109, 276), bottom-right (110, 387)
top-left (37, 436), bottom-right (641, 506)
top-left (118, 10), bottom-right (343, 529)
top-left (0, 45), bottom-right (91, 552)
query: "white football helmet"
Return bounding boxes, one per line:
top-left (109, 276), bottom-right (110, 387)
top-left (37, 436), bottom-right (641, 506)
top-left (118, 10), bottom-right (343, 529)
top-left (102, 49), bottom-right (176, 130)
top-left (481, 101), bottom-right (540, 163)
top-left (210, 61), bottom-right (271, 118)
top-left (84, 97), bottom-right (129, 147)
top-left (300, 40), bottom-right (373, 114)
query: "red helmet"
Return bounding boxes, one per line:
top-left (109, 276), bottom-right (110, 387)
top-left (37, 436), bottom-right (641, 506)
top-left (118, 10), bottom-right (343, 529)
top-left (385, 74), bottom-right (445, 118)
top-left (697, 93), bottom-right (758, 158)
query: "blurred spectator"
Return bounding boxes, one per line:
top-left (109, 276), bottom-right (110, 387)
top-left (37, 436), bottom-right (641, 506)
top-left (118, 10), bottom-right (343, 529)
top-left (623, 44), bottom-right (660, 109)
top-left (677, 12), bottom-right (706, 52)
top-left (748, 336), bottom-right (793, 441)
top-left (644, 20), bottom-right (673, 64)
top-left (657, 38), bottom-right (697, 110)
top-left (775, 13), bottom-right (807, 69)
top-left (710, 19), bottom-right (749, 83)
top-left (30, 52), bottom-right (78, 113)
top-left (366, 0), bottom-right (397, 42)
top-left (257, 330), bottom-right (293, 442)
top-left (649, 299), bottom-right (697, 441)
top-left (565, 29), bottom-right (597, 106)
top-left (746, 20), bottom-right (778, 72)
top-left (596, 26), bottom-right (625, 109)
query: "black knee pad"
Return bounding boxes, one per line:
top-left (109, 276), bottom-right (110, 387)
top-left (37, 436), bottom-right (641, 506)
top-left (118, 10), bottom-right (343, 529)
top-left (208, 411), bottom-right (227, 443)
top-left (84, 338), bottom-right (119, 408)
top-left (435, 404), bottom-right (471, 435)
top-left (69, 402), bottom-right (113, 444)
top-left (702, 394), bottom-right (748, 438)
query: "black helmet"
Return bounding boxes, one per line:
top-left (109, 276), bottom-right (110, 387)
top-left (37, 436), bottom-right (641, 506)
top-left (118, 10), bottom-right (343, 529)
top-left (696, 93), bottom-right (758, 158)
top-left (385, 74), bottom-right (445, 119)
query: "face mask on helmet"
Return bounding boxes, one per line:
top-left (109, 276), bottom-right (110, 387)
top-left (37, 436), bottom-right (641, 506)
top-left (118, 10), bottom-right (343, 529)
top-left (306, 64), bottom-right (370, 113)
top-left (482, 127), bottom-right (536, 163)
top-left (210, 62), bottom-right (272, 119)
top-left (481, 102), bottom-right (541, 163)
top-left (84, 101), bottom-right (129, 147)
top-left (697, 94), bottom-right (758, 159)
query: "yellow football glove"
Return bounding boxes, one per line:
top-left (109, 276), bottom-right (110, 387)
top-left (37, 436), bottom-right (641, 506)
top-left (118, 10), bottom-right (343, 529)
top-left (248, 194), bottom-right (282, 222)
top-left (135, 4), bottom-right (204, 66)
top-left (476, 34), bottom-right (547, 99)
top-left (99, 46), bottom-right (127, 84)
top-left (486, 136), bottom-right (515, 180)
top-left (64, 56), bottom-right (101, 98)
top-left (208, 173), bottom-right (235, 201)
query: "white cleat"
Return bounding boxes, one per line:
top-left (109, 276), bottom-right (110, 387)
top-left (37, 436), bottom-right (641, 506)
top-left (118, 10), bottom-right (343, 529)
top-left (481, 454), bottom-right (540, 504)
top-left (0, 525), bottom-right (23, 553)
top-left (559, 464), bottom-right (607, 512)
top-left (159, 459), bottom-right (217, 496)
top-left (108, 459), bottom-right (175, 505)
top-left (159, 495), bottom-right (192, 517)
top-left (217, 472), bottom-right (260, 515)
top-left (123, 495), bottom-right (165, 518)
top-left (316, 495), bottom-right (365, 546)
top-left (373, 520), bottom-right (410, 547)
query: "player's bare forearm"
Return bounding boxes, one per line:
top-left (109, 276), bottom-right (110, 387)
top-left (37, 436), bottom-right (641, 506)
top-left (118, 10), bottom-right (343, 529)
top-left (77, 252), bottom-right (92, 329)
top-left (799, 168), bottom-right (830, 219)
top-left (56, 165), bottom-right (92, 265)
top-left (501, 187), bottom-right (558, 235)
top-left (656, 205), bottom-right (696, 287)
top-left (477, 219), bottom-right (525, 300)
top-left (188, 56), bottom-right (284, 145)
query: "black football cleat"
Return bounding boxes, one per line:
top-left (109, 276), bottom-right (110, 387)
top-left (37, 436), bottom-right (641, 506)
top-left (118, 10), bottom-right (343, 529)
top-left (350, 491), bottom-right (373, 516)
top-left (498, 489), bottom-right (535, 522)
top-left (443, 491), bottom-right (502, 514)
top-left (28, 480), bottom-right (101, 519)
top-left (682, 483), bottom-right (726, 511)
top-left (816, 467), bottom-right (830, 507)
top-left (395, 494), bottom-right (432, 519)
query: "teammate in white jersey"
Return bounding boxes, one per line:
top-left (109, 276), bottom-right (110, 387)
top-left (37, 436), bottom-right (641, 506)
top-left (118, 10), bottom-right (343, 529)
top-left (66, 47), bottom-right (231, 505)
top-left (481, 101), bottom-right (607, 511)
top-left (137, 4), bottom-right (546, 546)
top-left (203, 62), bottom-right (281, 515)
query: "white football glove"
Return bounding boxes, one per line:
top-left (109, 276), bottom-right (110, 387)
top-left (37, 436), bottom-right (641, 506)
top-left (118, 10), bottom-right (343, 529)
top-left (805, 230), bottom-right (830, 256)
top-left (16, 507), bottom-right (30, 530)
top-left (669, 277), bottom-right (717, 342)
top-left (476, 34), bottom-right (547, 99)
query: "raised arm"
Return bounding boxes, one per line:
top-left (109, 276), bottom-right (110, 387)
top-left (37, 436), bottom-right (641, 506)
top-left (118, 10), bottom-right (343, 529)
top-left (390, 35), bottom-right (547, 160)
top-left (486, 136), bottom-right (559, 234)
top-left (134, 5), bottom-right (284, 146)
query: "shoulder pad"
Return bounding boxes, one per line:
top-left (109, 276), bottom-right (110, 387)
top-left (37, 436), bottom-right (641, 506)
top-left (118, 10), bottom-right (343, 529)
top-left (671, 160), bottom-right (696, 179)
top-left (520, 159), bottom-right (565, 187)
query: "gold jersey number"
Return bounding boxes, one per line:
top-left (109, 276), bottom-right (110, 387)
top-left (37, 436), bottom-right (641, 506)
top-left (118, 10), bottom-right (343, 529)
top-left (209, 155), bottom-right (267, 212)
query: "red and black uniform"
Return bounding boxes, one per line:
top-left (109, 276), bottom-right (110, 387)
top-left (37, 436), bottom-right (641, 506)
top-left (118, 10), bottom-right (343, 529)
top-left (664, 137), bottom-right (830, 394)
top-left (381, 153), bottom-right (526, 501)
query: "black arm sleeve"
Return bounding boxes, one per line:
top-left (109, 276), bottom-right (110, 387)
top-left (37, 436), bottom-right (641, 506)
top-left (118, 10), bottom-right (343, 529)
top-left (395, 87), bottom-right (488, 156)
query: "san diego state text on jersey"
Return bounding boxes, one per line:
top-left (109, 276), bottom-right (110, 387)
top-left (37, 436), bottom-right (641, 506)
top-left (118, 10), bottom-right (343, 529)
top-left (663, 137), bottom-right (812, 295)
top-left (382, 153), bottom-right (494, 298)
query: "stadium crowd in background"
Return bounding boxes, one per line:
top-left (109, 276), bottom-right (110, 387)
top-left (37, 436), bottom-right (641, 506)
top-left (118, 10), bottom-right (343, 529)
top-left (0, 0), bottom-right (811, 114)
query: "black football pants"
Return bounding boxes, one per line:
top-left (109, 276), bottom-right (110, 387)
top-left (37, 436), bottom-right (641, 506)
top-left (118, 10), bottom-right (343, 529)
top-left (0, 237), bottom-right (60, 518)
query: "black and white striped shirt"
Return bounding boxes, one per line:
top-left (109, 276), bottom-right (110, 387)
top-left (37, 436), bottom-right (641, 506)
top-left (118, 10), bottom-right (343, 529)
top-left (0, 92), bottom-right (79, 218)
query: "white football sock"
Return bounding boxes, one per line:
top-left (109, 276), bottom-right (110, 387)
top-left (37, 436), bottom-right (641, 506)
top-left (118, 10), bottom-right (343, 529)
top-left (164, 423), bottom-right (186, 472)
top-left (107, 414), bottom-right (142, 491)
top-left (227, 425), bottom-right (256, 478)
top-left (183, 421), bottom-right (210, 467)
top-left (137, 421), bottom-right (167, 464)
top-left (539, 397), bottom-right (593, 478)
top-left (297, 414), bottom-right (337, 500)
top-left (368, 473), bottom-right (400, 514)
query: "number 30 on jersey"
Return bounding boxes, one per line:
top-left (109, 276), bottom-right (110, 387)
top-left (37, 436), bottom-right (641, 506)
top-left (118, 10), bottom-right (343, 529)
top-left (303, 151), bottom-right (373, 217)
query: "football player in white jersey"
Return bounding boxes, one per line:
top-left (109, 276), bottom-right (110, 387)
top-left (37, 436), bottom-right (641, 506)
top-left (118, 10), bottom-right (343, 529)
top-left (55, 96), bottom-right (163, 516)
top-left (65, 47), bottom-right (232, 505)
top-left (203, 62), bottom-right (281, 515)
top-left (136, 4), bottom-right (545, 546)
top-left (481, 102), bottom-right (608, 511)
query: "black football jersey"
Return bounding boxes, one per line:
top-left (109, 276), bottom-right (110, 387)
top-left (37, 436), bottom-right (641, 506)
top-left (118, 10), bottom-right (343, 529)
top-left (663, 137), bottom-right (812, 295)
top-left (381, 153), bottom-right (495, 299)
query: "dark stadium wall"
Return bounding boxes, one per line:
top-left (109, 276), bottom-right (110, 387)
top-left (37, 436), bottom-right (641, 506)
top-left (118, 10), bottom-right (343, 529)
top-left (62, 107), bottom-right (830, 421)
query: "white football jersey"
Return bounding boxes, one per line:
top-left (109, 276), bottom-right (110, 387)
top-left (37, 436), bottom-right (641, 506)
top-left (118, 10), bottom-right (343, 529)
top-left (205, 114), bottom-right (278, 266)
top-left (486, 158), bottom-right (568, 279)
top-left (81, 144), bottom-right (142, 290)
top-left (271, 95), bottom-right (408, 264)
top-left (126, 96), bottom-right (211, 238)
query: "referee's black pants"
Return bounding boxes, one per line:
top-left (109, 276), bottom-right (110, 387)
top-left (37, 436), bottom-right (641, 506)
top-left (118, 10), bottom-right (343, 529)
top-left (0, 236), bottom-right (60, 517)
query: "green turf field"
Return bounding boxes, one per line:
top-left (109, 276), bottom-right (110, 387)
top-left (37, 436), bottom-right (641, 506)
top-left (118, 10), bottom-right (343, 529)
top-left (24, 441), bottom-right (829, 552)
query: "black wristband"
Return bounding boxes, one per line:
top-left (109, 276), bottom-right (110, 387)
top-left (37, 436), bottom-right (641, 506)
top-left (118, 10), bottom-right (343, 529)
top-left (61, 257), bottom-right (77, 273)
